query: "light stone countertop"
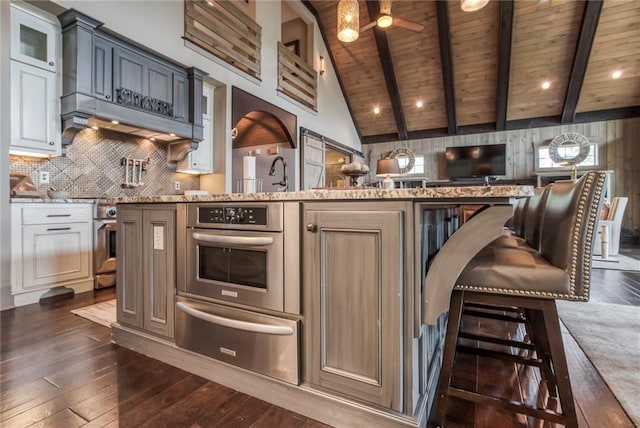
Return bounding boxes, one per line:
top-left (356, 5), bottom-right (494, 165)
top-left (109, 185), bottom-right (534, 204)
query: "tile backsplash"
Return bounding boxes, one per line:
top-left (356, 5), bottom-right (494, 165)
top-left (10, 128), bottom-right (199, 197)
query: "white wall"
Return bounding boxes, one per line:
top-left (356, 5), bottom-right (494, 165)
top-left (53, 0), bottom-right (361, 191)
top-left (1, 0), bottom-right (13, 310)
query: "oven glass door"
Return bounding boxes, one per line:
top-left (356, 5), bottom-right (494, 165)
top-left (199, 246), bottom-right (267, 289)
top-left (106, 225), bottom-right (116, 259)
top-left (186, 229), bottom-right (284, 312)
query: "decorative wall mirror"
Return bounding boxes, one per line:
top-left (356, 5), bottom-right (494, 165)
top-left (548, 132), bottom-right (591, 166)
top-left (389, 147), bottom-right (415, 175)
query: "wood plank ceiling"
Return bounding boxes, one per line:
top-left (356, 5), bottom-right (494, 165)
top-left (305, 0), bottom-right (640, 144)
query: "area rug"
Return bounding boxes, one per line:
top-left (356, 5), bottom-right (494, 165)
top-left (71, 299), bottom-right (116, 328)
top-left (592, 254), bottom-right (640, 272)
top-left (556, 301), bottom-right (640, 425)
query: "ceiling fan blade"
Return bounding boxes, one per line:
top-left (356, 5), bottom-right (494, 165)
top-left (394, 17), bottom-right (425, 32)
top-left (360, 20), bottom-right (378, 32)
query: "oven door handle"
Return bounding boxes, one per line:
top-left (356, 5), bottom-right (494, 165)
top-left (176, 302), bottom-right (294, 335)
top-left (192, 232), bottom-right (273, 247)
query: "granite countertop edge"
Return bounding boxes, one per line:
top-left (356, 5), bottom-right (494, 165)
top-left (108, 185), bottom-right (535, 204)
top-left (10, 198), bottom-right (97, 204)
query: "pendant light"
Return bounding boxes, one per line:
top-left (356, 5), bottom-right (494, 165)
top-left (337, 0), bottom-right (359, 43)
top-left (460, 0), bottom-right (489, 12)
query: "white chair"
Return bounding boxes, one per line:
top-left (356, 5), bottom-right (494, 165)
top-left (593, 196), bottom-right (628, 257)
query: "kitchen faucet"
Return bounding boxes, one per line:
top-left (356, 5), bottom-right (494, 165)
top-left (268, 156), bottom-right (288, 191)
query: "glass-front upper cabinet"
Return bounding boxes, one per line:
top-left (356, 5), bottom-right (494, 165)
top-left (10, 3), bottom-right (59, 72)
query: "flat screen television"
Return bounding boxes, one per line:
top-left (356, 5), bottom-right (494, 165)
top-left (445, 144), bottom-right (506, 179)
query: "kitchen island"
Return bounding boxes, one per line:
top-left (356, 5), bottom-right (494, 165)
top-left (111, 185), bottom-right (532, 428)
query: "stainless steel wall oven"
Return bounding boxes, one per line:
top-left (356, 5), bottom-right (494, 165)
top-left (184, 204), bottom-right (285, 311)
top-left (94, 201), bottom-right (117, 289)
top-left (175, 202), bottom-right (301, 384)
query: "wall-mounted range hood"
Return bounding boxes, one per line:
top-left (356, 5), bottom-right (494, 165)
top-left (58, 9), bottom-right (207, 166)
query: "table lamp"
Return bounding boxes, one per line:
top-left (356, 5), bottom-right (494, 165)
top-left (376, 158), bottom-right (400, 189)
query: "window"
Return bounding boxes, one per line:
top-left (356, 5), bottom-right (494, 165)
top-left (398, 155), bottom-right (425, 175)
top-left (537, 143), bottom-right (598, 170)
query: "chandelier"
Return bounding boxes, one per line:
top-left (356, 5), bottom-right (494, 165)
top-left (337, 0), bottom-right (359, 43)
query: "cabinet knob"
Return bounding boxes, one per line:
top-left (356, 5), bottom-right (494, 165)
top-left (306, 223), bottom-right (318, 233)
top-left (106, 95), bottom-right (111, 100)
top-left (49, 141), bottom-right (54, 146)
top-left (48, 61), bottom-right (54, 66)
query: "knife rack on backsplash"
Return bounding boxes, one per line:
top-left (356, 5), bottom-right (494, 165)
top-left (121, 157), bottom-right (150, 188)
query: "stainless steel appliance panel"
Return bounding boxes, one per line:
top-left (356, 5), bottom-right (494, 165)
top-left (187, 203), bottom-right (283, 231)
top-left (94, 219), bottom-right (117, 288)
top-left (94, 200), bottom-right (117, 289)
top-left (175, 296), bottom-right (299, 384)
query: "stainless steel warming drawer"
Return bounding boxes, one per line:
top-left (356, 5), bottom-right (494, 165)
top-left (175, 296), bottom-right (300, 385)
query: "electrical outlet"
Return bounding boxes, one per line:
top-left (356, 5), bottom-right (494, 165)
top-left (39, 171), bottom-right (50, 184)
top-left (174, 181), bottom-right (181, 191)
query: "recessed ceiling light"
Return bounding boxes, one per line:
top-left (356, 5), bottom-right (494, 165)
top-left (111, 120), bottom-right (119, 125)
top-left (150, 137), bottom-right (156, 142)
top-left (373, 106), bottom-right (380, 114)
top-left (611, 70), bottom-right (622, 79)
top-left (541, 81), bottom-right (551, 90)
top-left (416, 100), bottom-right (424, 108)
top-left (169, 133), bottom-right (176, 137)
top-left (91, 125), bottom-right (99, 130)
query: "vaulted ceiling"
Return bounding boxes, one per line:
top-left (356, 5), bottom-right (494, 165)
top-left (304, 0), bottom-right (640, 144)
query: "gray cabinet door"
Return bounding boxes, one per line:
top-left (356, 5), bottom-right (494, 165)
top-left (303, 205), bottom-right (403, 411)
top-left (117, 205), bottom-right (175, 339)
top-left (142, 208), bottom-right (175, 338)
top-left (117, 207), bottom-right (143, 328)
top-left (92, 36), bottom-right (113, 101)
top-left (172, 73), bottom-right (187, 122)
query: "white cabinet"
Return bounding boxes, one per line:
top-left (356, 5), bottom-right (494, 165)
top-left (9, 2), bottom-right (61, 157)
top-left (10, 3), bottom-right (58, 72)
top-left (10, 61), bottom-right (60, 156)
top-left (11, 203), bottom-right (94, 306)
top-left (176, 84), bottom-right (214, 173)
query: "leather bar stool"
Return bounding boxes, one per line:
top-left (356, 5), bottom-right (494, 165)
top-left (434, 171), bottom-right (607, 428)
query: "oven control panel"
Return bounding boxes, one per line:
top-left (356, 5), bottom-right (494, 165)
top-left (198, 206), bottom-right (268, 225)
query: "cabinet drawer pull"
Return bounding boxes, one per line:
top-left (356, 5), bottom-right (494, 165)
top-left (47, 227), bottom-right (71, 231)
top-left (47, 214), bottom-right (71, 217)
top-left (176, 302), bottom-right (294, 335)
top-left (106, 95), bottom-right (110, 100)
top-left (49, 141), bottom-right (55, 146)
top-left (48, 61), bottom-right (54, 66)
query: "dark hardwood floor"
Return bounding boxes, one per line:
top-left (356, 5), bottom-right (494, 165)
top-left (1, 245), bottom-right (638, 427)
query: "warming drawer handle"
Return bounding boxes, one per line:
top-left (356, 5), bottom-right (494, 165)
top-left (192, 232), bottom-right (273, 247)
top-left (176, 302), bottom-right (294, 335)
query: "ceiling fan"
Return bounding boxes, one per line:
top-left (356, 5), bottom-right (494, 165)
top-left (360, 0), bottom-right (425, 33)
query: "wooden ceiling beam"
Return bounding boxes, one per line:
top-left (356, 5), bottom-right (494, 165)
top-left (495, 0), bottom-right (514, 131)
top-left (561, 0), bottom-right (604, 124)
top-left (435, 0), bottom-right (458, 135)
top-left (302, 1), bottom-right (363, 140)
top-left (361, 106), bottom-right (640, 143)
top-left (366, 0), bottom-right (408, 141)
